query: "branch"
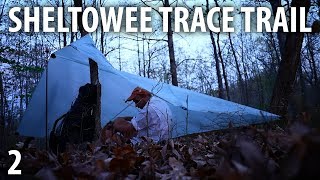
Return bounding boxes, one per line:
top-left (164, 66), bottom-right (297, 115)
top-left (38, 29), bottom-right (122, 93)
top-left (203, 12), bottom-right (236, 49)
top-left (104, 47), bottom-right (118, 56)
top-left (140, 0), bottom-right (163, 18)
top-left (123, 33), bottom-right (168, 42)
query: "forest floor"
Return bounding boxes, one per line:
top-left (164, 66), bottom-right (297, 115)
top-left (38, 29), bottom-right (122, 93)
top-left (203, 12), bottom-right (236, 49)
top-left (1, 120), bottom-right (320, 180)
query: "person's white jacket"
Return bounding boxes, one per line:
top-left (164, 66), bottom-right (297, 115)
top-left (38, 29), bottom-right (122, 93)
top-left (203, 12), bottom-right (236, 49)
top-left (131, 96), bottom-right (172, 142)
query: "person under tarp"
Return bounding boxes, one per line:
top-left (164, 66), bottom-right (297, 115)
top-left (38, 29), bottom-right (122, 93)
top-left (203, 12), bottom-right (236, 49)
top-left (100, 87), bottom-right (172, 144)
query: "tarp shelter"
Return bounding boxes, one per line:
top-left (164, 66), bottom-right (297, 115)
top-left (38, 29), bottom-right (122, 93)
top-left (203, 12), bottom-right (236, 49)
top-left (18, 35), bottom-right (278, 138)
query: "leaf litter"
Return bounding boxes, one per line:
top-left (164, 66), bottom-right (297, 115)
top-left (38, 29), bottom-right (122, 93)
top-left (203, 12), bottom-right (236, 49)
top-left (2, 122), bottom-right (320, 179)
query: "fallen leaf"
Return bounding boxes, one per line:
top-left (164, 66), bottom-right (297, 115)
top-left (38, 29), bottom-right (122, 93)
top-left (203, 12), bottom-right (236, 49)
top-left (168, 157), bottom-right (186, 175)
top-left (161, 144), bottom-right (168, 160)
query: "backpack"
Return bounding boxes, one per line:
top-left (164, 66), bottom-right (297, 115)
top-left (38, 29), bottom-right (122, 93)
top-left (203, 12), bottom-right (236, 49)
top-left (49, 83), bottom-right (97, 154)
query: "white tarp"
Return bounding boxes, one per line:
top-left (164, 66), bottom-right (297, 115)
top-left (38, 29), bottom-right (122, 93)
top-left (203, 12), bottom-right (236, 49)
top-left (18, 35), bottom-right (278, 137)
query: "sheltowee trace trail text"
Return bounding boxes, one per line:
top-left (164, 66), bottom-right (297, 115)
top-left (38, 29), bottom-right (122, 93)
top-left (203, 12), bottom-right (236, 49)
top-left (8, 7), bottom-right (312, 33)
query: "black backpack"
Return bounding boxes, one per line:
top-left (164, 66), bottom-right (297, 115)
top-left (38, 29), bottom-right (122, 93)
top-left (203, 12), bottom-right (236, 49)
top-left (49, 83), bottom-right (97, 154)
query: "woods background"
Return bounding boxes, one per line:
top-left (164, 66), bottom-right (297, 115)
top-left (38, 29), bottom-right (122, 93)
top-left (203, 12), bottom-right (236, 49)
top-left (0, 0), bottom-right (319, 142)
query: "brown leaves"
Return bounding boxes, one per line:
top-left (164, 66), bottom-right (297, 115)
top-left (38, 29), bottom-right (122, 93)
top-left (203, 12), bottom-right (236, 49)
top-left (280, 128), bottom-right (320, 179)
top-left (100, 125), bottom-right (124, 145)
top-left (13, 122), bottom-right (320, 179)
top-left (168, 157), bottom-right (187, 176)
top-left (109, 145), bottom-right (143, 174)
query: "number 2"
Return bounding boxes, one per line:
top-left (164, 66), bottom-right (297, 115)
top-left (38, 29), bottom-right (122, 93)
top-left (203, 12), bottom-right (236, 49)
top-left (8, 150), bottom-right (21, 175)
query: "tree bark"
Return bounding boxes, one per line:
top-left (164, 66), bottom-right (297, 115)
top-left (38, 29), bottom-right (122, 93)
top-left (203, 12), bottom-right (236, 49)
top-left (217, 33), bottom-right (230, 100)
top-left (268, 0), bottom-right (287, 58)
top-left (143, 34), bottom-right (146, 77)
top-left (210, 33), bottom-right (224, 99)
top-left (257, 71), bottom-right (265, 109)
top-left (164, 0), bottom-right (178, 86)
top-left (206, 0), bottom-right (224, 99)
top-left (62, 0), bottom-right (67, 46)
top-left (118, 34), bottom-right (121, 71)
top-left (306, 34), bottom-right (318, 86)
top-left (240, 32), bottom-right (249, 105)
top-left (270, 0), bottom-right (311, 115)
top-left (147, 41), bottom-right (151, 78)
top-left (228, 32), bottom-right (245, 103)
top-left (269, 33), bottom-right (281, 67)
top-left (73, 0), bottom-right (88, 37)
top-left (137, 34), bottom-right (141, 76)
top-left (89, 59), bottom-right (101, 140)
top-left (100, 28), bottom-right (104, 53)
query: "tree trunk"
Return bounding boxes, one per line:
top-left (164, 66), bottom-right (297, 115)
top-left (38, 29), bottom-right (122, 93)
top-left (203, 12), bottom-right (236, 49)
top-left (206, 0), bottom-right (224, 99)
top-left (62, 0), bottom-right (67, 46)
top-left (268, 0), bottom-right (286, 57)
top-left (217, 33), bottom-right (230, 100)
top-left (257, 71), bottom-right (265, 109)
top-left (269, 33), bottom-right (281, 67)
top-left (306, 34), bottom-right (318, 86)
top-left (137, 34), bottom-right (141, 76)
top-left (100, 0), bottom-right (104, 54)
top-left (58, 32), bottom-right (62, 49)
top-left (240, 32), bottom-right (249, 105)
top-left (118, 34), bottom-right (121, 71)
top-left (25, 78), bottom-right (29, 107)
top-left (147, 41), bottom-right (151, 78)
top-left (164, 0), bottom-right (178, 86)
top-left (19, 77), bottom-right (23, 121)
top-left (228, 32), bottom-right (245, 103)
top-left (270, 0), bottom-right (311, 115)
top-left (73, 0), bottom-right (88, 37)
top-left (100, 32), bottom-right (104, 54)
top-left (70, 0), bottom-right (75, 42)
top-left (143, 33), bottom-right (146, 77)
top-left (299, 60), bottom-right (306, 95)
top-left (210, 33), bottom-right (224, 99)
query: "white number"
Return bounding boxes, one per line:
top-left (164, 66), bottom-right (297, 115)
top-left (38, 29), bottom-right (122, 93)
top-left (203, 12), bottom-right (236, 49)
top-left (8, 150), bottom-right (21, 175)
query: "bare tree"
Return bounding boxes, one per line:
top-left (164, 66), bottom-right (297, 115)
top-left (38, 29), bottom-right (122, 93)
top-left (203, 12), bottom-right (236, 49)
top-left (62, 0), bottom-right (67, 47)
top-left (137, 33), bottom-right (141, 76)
top-left (240, 32), bottom-right (249, 105)
top-left (118, 33), bottom-right (122, 71)
top-left (142, 33), bottom-right (146, 76)
top-left (217, 33), bottom-right (230, 100)
top-left (207, 0), bottom-right (224, 99)
top-left (228, 32), bottom-right (246, 104)
top-left (140, 0), bottom-right (178, 86)
top-left (268, 0), bottom-right (286, 57)
top-left (100, 0), bottom-right (104, 53)
top-left (164, 0), bottom-right (178, 86)
top-left (306, 34), bottom-right (318, 86)
top-left (74, 0), bottom-right (88, 37)
top-left (270, 0), bottom-right (312, 115)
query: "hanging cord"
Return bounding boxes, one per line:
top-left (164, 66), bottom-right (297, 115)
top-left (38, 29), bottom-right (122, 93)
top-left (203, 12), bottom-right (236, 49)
top-left (109, 101), bottom-right (135, 121)
top-left (148, 82), bottom-right (184, 109)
